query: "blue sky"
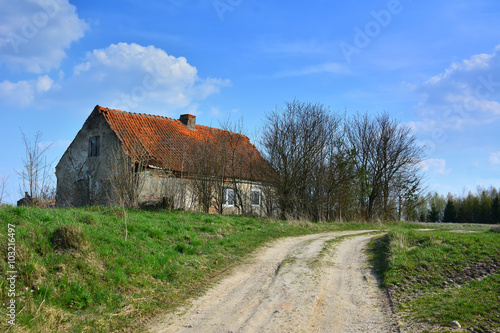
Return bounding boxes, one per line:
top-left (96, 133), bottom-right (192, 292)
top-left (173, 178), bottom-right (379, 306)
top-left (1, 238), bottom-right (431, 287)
top-left (1, 0), bottom-right (500, 203)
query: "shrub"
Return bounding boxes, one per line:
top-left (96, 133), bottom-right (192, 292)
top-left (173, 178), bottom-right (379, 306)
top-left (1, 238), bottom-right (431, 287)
top-left (50, 225), bottom-right (89, 251)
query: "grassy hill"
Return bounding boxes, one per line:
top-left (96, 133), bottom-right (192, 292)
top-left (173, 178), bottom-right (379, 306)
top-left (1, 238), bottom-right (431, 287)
top-left (0, 206), bottom-right (372, 332)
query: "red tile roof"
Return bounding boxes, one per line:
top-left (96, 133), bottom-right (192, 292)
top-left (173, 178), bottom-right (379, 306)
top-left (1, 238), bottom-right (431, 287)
top-left (95, 105), bottom-right (268, 181)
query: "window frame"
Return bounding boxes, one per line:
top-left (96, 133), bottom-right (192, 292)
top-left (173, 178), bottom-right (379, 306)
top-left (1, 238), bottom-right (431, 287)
top-left (223, 188), bottom-right (235, 207)
top-left (89, 136), bottom-right (100, 157)
top-left (251, 189), bottom-right (262, 207)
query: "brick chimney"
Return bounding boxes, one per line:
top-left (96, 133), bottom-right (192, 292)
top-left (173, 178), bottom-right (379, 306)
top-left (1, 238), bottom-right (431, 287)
top-left (179, 114), bottom-right (196, 130)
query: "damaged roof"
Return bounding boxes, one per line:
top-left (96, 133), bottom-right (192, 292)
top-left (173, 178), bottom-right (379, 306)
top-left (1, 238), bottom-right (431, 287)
top-left (95, 105), bottom-right (269, 181)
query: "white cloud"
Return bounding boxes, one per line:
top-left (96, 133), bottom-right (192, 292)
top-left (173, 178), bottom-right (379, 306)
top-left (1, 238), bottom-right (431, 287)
top-left (490, 151), bottom-right (500, 165)
top-left (70, 43), bottom-right (230, 112)
top-left (414, 45), bottom-right (500, 126)
top-left (36, 75), bottom-right (54, 93)
top-left (0, 0), bottom-right (88, 73)
top-left (0, 80), bottom-right (34, 106)
top-left (420, 158), bottom-right (451, 175)
top-left (0, 75), bottom-right (53, 106)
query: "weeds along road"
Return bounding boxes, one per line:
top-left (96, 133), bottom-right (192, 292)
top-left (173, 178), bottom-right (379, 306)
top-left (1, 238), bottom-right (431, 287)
top-left (149, 231), bottom-right (397, 333)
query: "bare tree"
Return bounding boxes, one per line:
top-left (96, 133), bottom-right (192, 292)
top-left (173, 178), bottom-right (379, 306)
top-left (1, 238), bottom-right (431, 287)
top-left (346, 112), bottom-right (425, 221)
top-left (0, 174), bottom-right (8, 204)
top-left (345, 113), bottom-right (375, 220)
top-left (188, 119), bottom-right (261, 215)
top-left (219, 118), bottom-right (252, 214)
top-left (189, 129), bottom-right (221, 213)
top-left (108, 146), bottom-right (150, 209)
top-left (388, 167), bottom-right (424, 221)
top-left (16, 130), bottom-right (55, 203)
top-left (323, 132), bottom-right (358, 222)
top-left (261, 100), bottom-right (341, 220)
top-left (156, 151), bottom-right (189, 210)
top-left (106, 145), bottom-right (151, 240)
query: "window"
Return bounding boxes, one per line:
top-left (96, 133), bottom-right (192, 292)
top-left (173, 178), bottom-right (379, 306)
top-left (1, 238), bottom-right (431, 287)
top-left (223, 188), bottom-right (235, 206)
top-left (251, 189), bottom-right (261, 206)
top-left (89, 136), bottom-right (100, 157)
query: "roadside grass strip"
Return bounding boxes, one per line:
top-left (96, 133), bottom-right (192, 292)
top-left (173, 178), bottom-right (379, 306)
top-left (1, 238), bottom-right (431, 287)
top-left (371, 226), bottom-right (500, 331)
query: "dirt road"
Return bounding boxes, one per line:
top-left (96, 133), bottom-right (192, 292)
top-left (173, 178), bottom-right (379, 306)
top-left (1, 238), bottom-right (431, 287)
top-left (148, 231), bottom-right (397, 333)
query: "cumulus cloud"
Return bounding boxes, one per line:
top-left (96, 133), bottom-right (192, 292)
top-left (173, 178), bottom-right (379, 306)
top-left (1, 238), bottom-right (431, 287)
top-left (0, 75), bottom-right (54, 106)
top-left (420, 158), bottom-right (451, 175)
top-left (414, 46), bottom-right (500, 126)
top-left (490, 152), bottom-right (500, 165)
top-left (71, 43), bottom-right (230, 112)
top-left (36, 75), bottom-right (54, 93)
top-left (0, 0), bottom-right (88, 73)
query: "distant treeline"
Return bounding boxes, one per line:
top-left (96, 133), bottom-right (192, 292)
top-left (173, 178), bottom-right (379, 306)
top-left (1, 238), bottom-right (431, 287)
top-left (419, 186), bottom-right (500, 224)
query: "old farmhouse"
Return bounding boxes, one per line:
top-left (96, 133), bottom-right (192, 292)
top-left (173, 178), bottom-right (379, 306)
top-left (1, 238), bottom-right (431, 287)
top-left (55, 106), bottom-right (271, 215)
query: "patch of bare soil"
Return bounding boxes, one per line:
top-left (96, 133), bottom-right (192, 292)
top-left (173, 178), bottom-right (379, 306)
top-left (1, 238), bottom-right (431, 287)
top-left (391, 260), bottom-right (500, 295)
top-left (148, 231), bottom-right (398, 333)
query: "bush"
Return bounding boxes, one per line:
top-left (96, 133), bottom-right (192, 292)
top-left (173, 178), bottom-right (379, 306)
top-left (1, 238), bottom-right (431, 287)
top-left (50, 225), bottom-right (89, 251)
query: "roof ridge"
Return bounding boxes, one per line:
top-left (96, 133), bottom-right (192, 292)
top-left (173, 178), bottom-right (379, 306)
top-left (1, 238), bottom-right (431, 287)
top-left (195, 123), bottom-right (250, 139)
top-left (97, 105), bottom-right (179, 123)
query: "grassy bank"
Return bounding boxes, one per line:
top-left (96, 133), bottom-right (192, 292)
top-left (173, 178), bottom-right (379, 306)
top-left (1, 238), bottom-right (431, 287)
top-left (0, 206), bottom-right (374, 332)
top-left (372, 225), bottom-right (500, 331)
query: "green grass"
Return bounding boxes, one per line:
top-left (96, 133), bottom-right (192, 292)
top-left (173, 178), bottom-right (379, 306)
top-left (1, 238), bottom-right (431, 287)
top-left (0, 206), bottom-right (375, 332)
top-left (371, 225), bottom-right (500, 331)
top-left (409, 275), bottom-right (500, 328)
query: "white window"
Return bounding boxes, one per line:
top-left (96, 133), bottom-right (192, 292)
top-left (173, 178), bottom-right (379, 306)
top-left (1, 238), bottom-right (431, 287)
top-left (251, 189), bottom-right (261, 206)
top-left (223, 188), bottom-right (235, 206)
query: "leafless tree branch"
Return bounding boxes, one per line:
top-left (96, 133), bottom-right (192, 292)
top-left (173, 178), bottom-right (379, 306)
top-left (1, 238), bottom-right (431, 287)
top-left (16, 130), bottom-right (55, 203)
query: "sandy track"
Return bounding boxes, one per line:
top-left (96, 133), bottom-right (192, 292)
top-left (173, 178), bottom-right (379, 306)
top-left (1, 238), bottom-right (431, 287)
top-left (148, 231), bottom-right (396, 333)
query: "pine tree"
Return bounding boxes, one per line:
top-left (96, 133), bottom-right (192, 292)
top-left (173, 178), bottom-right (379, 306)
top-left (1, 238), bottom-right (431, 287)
top-left (442, 198), bottom-right (457, 222)
top-left (427, 203), bottom-right (440, 222)
top-left (492, 195), bottom-right (500, 224)
top-left (478, 190), bottom-right (492, 224)
top-left (419, 211), bottom-right (426, 222)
